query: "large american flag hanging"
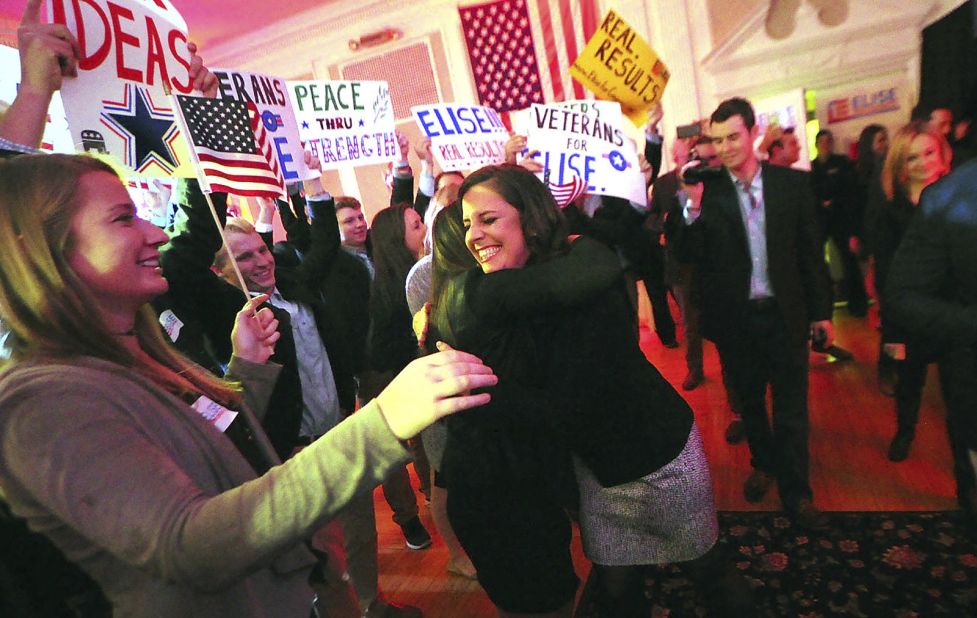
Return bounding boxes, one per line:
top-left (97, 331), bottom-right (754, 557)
top-left (459, 0), bottom-right (600, 114)
top-left (174, 95), bottom-right (286, 199)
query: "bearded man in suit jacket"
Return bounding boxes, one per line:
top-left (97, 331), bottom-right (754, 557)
top-left (678, 97), bottom-right (834, 530)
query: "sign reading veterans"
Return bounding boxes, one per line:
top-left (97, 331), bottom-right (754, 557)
top-left (213, 69), bottom-right (310, 181)
top-left (288, 80), bottom-right (399, 169)
top-left (50, 0), bottom-right (195, 176)
top-left (525, 100), bottom-right (646, 206)
top-left (412, 104), bottom-right (509, 172)
top-left (173, 95), bottom-right (286, 199)
top-left (569, 10), bottom-right (669, 125)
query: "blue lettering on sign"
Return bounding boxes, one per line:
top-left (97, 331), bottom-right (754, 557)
top-left (539, 151), bottom-right (597, 190)
top-left (262, 110), bottom-right (283, 132)
top-left (273, 136), bottom-right (298, 180)
top-left (417, 107), bottom-right (503, 137)
top-left (607, 150), bottom-right (629, 171)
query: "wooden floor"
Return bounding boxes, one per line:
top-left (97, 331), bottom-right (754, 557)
top-left (369, 300), bottom-right (958, 617)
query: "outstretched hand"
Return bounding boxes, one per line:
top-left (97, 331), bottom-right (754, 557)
top-left (376, 347), bottom-right (497, 439)
top-left (231, 294), bottom-right (281, 364)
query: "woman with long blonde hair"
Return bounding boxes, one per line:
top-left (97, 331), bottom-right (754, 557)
top-left (870, 120), bottom-right (952, 462)
top-left (0, 153), bottom-right (495, 617)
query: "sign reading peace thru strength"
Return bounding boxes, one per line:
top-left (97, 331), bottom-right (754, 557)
top-left (288, 80), bottom-right (399, 170)
top-left (569, 9), bottom-right (669, 126)
top-left (524, 100), bottom-right (646, 206)
top-left (50, 0), bottom-right (196, 176)
top-left (411, 104), bottom-right (509, 172)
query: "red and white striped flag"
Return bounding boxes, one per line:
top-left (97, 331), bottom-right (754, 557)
top-left (459, 0), bottom-right (600, 120)
top-left (173, 95), bottom-right (286, 199)
top-left (546, 173), bottom-right (586, 208)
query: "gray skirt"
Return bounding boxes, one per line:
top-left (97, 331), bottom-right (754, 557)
top-left (573, 422), bottom-right (718, 566)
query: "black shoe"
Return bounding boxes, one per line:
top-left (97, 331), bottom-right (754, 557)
top-left (682, 370), bottom-right (704, 391)
top-left (786, 498), bottom-right (830, 531)
top-left (743, 470), bottom-right (774, 503)
top-left (400, 516), bottom-right (432, 550)
top-left (887, 433), bottom-right (913, 462)
top-left (725, 419), bottom-right (746, 445)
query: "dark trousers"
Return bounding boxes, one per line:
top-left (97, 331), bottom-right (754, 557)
top-left (938, 346), bottom-right (977, 501)
top-left (636, 273), bottom-right (676, 343)
top-left (716, 303), bottom-right (812, 505)
top-left (893, 351), bottom-right (929, 438)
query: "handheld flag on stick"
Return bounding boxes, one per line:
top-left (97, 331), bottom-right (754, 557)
top-left (172, 94), bottom-right (287, 297)
top-left (173, 95), bottom-right (287, 199)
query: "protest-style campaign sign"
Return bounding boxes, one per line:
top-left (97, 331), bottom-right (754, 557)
top-left (411, 104), bottom-right (509, 172)
top-left (213, 69), bottom-right (310, 181)
top-left (569, 9), bottom-right (670, 126)
top-left (0, 44), bottom-right (73, 153)
top-left (287, 79), bottom-right (398, 170)
top-left (524, 100), bottom-right (646, 206)
top-left (49, 0), bottom-right (198, 176)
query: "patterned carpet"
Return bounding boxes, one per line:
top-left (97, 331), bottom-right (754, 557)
top-left (576, 510), bottom-right (977, 617)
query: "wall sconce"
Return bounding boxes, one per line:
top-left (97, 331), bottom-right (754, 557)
top-left (349, 28), bottom-right (402, 51)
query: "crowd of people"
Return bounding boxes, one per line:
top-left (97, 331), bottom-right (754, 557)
top-left (1, 1), bottom-right (976, 617)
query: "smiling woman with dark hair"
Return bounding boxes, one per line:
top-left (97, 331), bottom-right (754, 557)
top-left (428, 164), bottom-right (752, 617)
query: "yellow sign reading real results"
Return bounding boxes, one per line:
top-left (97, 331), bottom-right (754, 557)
top-left (570, 9), bottom-right (670, 126)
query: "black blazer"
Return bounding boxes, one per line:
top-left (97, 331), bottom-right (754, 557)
top-left (676, 163), bottom-right (832, 348)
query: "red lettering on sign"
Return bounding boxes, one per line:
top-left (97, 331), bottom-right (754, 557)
top-left (168, 29), bottom-right (192, 93)
top-left (108, 2), bottom-right (141, 81)
top-left (144, 16), bottom-right (169, 87)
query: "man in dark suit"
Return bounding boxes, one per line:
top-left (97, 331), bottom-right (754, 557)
top-left (887, 158), bottom-right (977, 522)
top-left (678, 98), bottom-right (834, 530)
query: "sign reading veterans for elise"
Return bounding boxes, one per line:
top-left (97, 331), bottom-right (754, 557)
top-left (569, 9), bottom-right (669, 126)
top-left (411, 104), bottom-right (509, 172)
top-left (288, 80), bottom-right (399, 169)
top-left (213, 69), bottom-right (311, 181)
top-left (525, 100), bottom-right (646, 206)
top-left (50, 0), bottom-right (195, 176)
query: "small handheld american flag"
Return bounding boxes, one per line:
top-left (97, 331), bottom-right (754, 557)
top-left (172, 95), bottom-right (286, 199)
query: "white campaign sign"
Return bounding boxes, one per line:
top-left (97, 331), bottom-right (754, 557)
top-left (213, 69), bottom-right (311, 181)
top-left (50, 0), bottom-right (196, 176)
top-left (412, 103), bottom-right (508, 172)
top-left (526, 100), bottom-right (646, 206)
top-left (288, 79), bottom-right (398, 169)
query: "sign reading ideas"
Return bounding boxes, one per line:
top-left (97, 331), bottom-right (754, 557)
top-left (524, 100), bottom-right (646, 206)
top-left (213, 69), bottom-right (310, 181)
top-left (569, 10), bottom-right (669, 126)
top-left (287, 80), bottom-right (399, 169)
top-left (49, 0), bottom-right (196, 176)
top-left (411, 104), bottom-right (508, 172)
